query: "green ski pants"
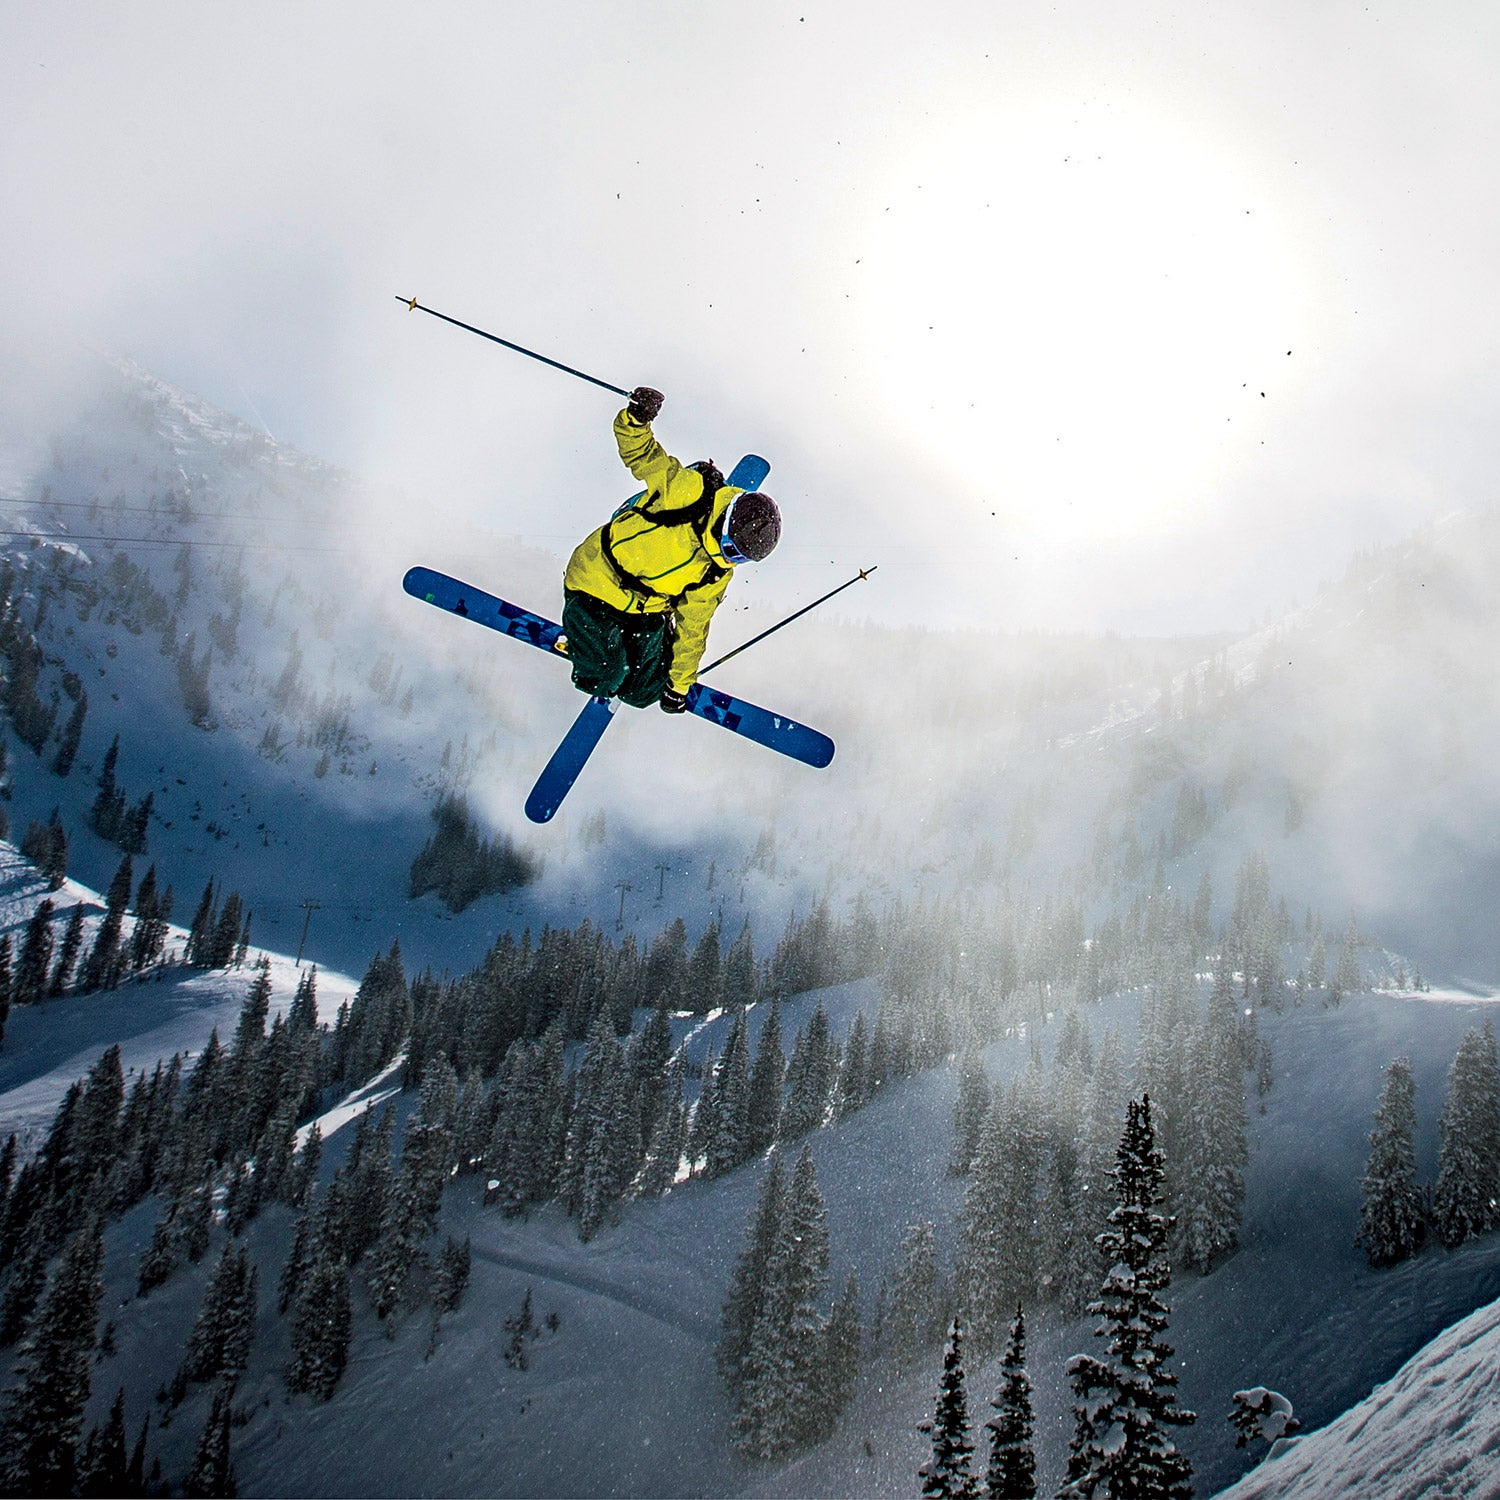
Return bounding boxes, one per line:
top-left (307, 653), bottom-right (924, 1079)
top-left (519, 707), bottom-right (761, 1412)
top-left (562, 589), bottom-right (673, 709)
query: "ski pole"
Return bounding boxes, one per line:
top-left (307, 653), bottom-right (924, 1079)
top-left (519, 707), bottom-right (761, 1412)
top-left (395, 295), bottom-right (631, 398)
top-left (699, 567), bottom-right (877, 677)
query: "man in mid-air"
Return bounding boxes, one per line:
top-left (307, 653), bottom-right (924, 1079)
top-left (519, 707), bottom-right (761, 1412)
top-left (562, 386), bottom-right (781, 712)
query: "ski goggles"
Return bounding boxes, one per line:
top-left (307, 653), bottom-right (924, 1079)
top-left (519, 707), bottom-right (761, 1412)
top-left (718, 493), bottom-right (753, 566)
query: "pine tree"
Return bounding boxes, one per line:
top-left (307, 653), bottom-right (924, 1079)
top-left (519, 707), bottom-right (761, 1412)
top-left (47, 905), bottom-right (86, 998)
top-left (76, 1386), bottom-right (129, 1498)
top-left (185, 881), bottom-right (217, 966)
top-left (432, 1234), bottom-right (472, 1316)
top-left (637, 1056), bottom-right (688, 1199)
top-left (746, 1001), bottom-right (785, 1154)
top-left (51, 692), bottom-right (87, 779)
top-left (367, 1056), bottom-right (456, 1319)
top-left (136, 1210), bottom-right (180, 1296)
top-left (955, 1086), bottom-right (1043, 1355)
top-left (88, 736), bottom-right (126, 843)
top-left (822, 1270), bottom-right (862, 1435)
top-left (1175, 977), bottom-right (1249, 1271)
top-left (718, 1154), bottom-right (785, 1397)
top-left (0, 1219), bottom-right (105, 1497)
top-left (705, 1008), bottom-right (752, 1177)
top-left (886, 1220), bottom-right (940, 1372)
top-left (182, 1380), bottom-right (236, 1498)
top-left (918, 1317), bottom-right (978, 1500)
top-left (13, 900), bottom-right (56, 1007)
top-left (0, 938), bottom-right (12, 1047)
top-left (722, 920), bottom-right (758, 1009)
top-left (687, 919), bottom-right (723, 1011)
top-left (950, 1051), bottom-right (991, 1175)
top-left (837, 1010), bottom-right (871, 1116)
top-left (1433, 1023), bottom-right (1500, 1247)
top-left (985, 1306), bottom-right (1036, 1500)
top-left (732, 1146), bottom-right (831, 1460)
top-left (1061, 1096), bottom-right (1195, 1500)
top-left (1356, 1057), bottom-right (1427, 1267)
top-left (781, 1001), bottom-right (834, 1139)
top-left (181, 1241), bottom-right (257, 1387)
top-left (79, 854), bottom-right (132, 991)
top-left (286, 1243), bottom-right (352, 1400)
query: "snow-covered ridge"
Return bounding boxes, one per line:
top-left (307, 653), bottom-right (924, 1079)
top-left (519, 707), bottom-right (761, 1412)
top-left (1217, 1293), bottom-right (1500, 1499)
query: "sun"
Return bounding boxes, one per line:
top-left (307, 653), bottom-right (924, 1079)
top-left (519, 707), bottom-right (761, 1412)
top-left (861, 99), bottom-right (1315, 545)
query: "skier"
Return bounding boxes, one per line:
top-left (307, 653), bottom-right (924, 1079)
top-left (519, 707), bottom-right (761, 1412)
top-left (562, 386), bottom-right (781, 712)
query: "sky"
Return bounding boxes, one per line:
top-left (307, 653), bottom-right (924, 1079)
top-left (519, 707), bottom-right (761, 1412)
top-left (2, 1), bottom-right (1499, 636)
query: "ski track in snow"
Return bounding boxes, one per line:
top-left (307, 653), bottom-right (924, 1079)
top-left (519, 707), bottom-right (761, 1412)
top-left (468, 1241), bottom-right (716, 1343)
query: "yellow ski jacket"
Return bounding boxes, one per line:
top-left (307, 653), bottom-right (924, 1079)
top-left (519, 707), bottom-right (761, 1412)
top-left (564, 409), bottom-right (742, 693)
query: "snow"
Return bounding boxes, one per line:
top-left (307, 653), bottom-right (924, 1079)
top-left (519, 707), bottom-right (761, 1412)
top-left (0, 841), bottom-right (357, 1146)
top-left (1218, 1301), bottom-right (1500, 1499)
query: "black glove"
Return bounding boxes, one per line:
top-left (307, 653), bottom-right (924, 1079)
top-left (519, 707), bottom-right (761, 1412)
top-left (627, 386), bottom-right (664, 424)
top-left (660, 687), bottom-right (688, 714)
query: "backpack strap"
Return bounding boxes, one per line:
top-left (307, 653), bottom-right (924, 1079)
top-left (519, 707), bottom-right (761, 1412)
top-left (600, 484), bottom-right (727, 603)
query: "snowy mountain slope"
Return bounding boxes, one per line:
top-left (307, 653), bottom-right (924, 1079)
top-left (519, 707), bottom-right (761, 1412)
top-left (1216, 1293), bottom-right (1500, 1499)
top-left (7, 798), bottom-right (1500, 1497)
top-left (0, 839), bottom-right (358, 1146)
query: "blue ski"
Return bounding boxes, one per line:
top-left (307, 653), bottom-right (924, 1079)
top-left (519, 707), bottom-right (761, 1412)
top-left (404, 454), bottom-right (834, 821)
top-left (524, 696), bottom-right (616, 823)
top-left (685, 684), bottom-right (835, 768)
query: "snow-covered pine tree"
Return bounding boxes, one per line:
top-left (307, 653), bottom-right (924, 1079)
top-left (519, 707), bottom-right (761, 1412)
top-left (47, 904), bottom-right (85, 998)
top-left (718, 1153), bottom-right (786, 1398)
top-left (576, 1043), bottom-right (628, 1241)
top-left (368, 1055), bottom-right (457, 1319)
top-left (1355, 1056), bottom-right (1427, 1268)
top-left (432, 1234), bottom-right (471, 1317)
top-left (732, 1146), bottom-right (832, 1460)
top-left (286, 1239), bottom-right (352, 1400)
top-left (637, 1057), bottom-right (688, 1199)
top-left (747, 1001), bottom-right (786, 1154)
top-left (0, 1216), bottom-right (49, 1346)
top-left (1433, 1023), bottom-right (1500, 1247)
top-left (837, 1011), bottom-right (871, 1116)
top-left (0, 939), bottom-right (11, 1047)
top-left (1175, 972), bottom-right (1249, 1271)
top-left (75, 1386), bottom-right (129, 1499)
top-left (722, 920), bottom-right (758, 1010)
top-left (78, 855), bottom-right (132, 992)
top-left (949, 1052), bottom-right (991, 1176)
top-left (88, 735), bottom-right (126, 844)
top-left (181, 1241), bottom-right (257, 1388)
top-left (703, 1009), bottom-right (752, 1178)
top-left (628, 1000), bottom-right (674, 1155)
top-left (13, 899), bottom-right (56, 1007)
top-left (0, 1218), bottom-right (104, 1496)
top-left (781, 1001), bottom-right (835, 1139)
top-left (484, 1031), bottom-right (565, 1217)
top-left (51, 691), bottom-right (86, 779)
top-left (885, 1220), bottom-right (940, 1372)
top-left (918, 1317), bottom-right (978, 1500)
top-left (182, 1379), bottom-right (235, 1498)
top-left (1060, 1095), bottom-right (1195, 1500)
top-left (955, 1084), bottom-right (1044, 1355)
top-left (821, 1270), bottom-right (862, 1435)
top-left (688, 919), bottom-right (723, 1012)
top-left (985, 1305), bottom-right (1036, 1500)
top-left (644, 917), bottom-right (690, 1011)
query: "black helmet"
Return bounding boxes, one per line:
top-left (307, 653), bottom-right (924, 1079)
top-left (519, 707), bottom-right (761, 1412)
top-left (721, 491), bottom-right (781, 564)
